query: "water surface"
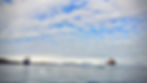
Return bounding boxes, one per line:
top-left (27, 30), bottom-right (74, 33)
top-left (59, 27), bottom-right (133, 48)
top-left (0, 65), bottom-right (147, 83)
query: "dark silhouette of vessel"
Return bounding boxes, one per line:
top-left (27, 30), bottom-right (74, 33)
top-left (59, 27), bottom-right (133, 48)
top-left (107, 57), bottom-right (116, 66)
top-left (23, 57), bottom-right (30, 65)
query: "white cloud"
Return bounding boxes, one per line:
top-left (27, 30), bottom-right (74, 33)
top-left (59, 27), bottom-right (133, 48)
top-left (115, 0), bottom-right (147, 16)
top-left (0, 0), bottom-right (147, 65)
top-left (0, 0), bottom-right (146, 39)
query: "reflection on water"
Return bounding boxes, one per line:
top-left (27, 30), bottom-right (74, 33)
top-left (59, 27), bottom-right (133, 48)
top-left (0, 65), bottom-right (147, 83)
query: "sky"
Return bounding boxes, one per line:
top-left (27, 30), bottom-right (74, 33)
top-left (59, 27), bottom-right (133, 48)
top-left (0, 0), bottom-right (147, 65)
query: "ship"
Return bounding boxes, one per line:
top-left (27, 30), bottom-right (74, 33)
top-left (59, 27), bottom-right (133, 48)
top-left (23, 57), bottom-right (30, 65)
top-left (107, 57), bottom-right (116, 66)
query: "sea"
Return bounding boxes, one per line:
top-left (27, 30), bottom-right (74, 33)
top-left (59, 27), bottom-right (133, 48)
top-left (0, 64), bottom-right (147, 83)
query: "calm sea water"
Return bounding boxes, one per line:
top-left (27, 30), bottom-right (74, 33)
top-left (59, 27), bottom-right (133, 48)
top-left (0, 65), bottom-right (147, 83)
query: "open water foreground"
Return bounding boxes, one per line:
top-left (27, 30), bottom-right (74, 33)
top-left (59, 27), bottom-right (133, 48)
top-left (0, 65), bottom-right (147, 83)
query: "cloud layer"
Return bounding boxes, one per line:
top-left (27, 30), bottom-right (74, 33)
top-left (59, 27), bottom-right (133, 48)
top-left (0, 0), bottom-right (147, 64)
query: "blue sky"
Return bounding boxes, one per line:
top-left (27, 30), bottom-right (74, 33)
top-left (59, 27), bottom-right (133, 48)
top-left (0, 0), bottom-right (147, 64)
